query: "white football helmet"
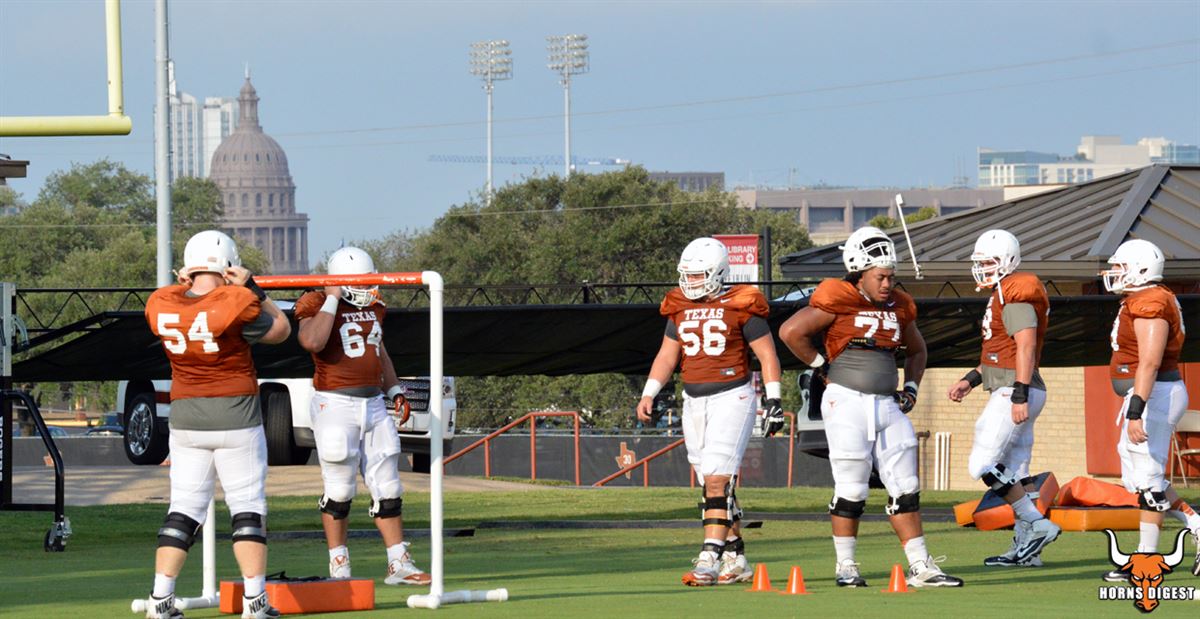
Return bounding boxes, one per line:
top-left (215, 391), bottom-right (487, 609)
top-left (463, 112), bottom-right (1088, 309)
top-left (181, 230), bottom-right (240, 279)
top-left (677, 237), bottom-right (730, 300)
top-left (971, 229), bottom-right (1021, 289)
top-left (1102, 239), bottom-right (1164, 293)
top-left (327, 246), bottom-right (379, 307)
top-left (840, 226), bottom-right (896, 273)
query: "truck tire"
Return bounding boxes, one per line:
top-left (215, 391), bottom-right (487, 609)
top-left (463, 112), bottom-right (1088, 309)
top-left (123, 392), bottom-right (169, 465)
top-left (411, 452), bottom-right (431, 473)
top-left (262, 389), bottom-right (312, 466)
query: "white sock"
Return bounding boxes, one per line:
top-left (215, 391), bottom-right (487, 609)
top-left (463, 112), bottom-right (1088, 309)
top-left (1011, 495), bottom-right (1042, 523)
top-left (1168, 501), bottom-right (1200, 531)
top-left (903, 536), bottom-right (929, 568)
top-left (243, 575), bottom-right (265, 598)
top-left (386, 542), bottom-right (409, 564)
top-left (329, 545), bottom-right (349, 561)
top-left (1137, 522), bottom-right (1160, 553)
top-left (833, 535), bottom-right (857, 564)
top-left (152, 573), bottom-right (176, 598)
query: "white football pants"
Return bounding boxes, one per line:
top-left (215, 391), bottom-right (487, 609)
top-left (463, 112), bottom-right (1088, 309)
top-left (167, 425), bottom-right (268, 523)
top-left (311, 391), bottom-right (404, 502)
top-left (821, 382), bottom-right (920, 502)
top-left (967, 386), bottom-right (1047, 481)
top-left (681, 382), bottom-right (756, 480)
top-left (1117, 380), bottom-right (1188, 493)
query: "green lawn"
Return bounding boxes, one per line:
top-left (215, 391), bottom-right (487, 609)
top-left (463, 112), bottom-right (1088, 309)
top-left (3, 487), bottom-right (1199, 618)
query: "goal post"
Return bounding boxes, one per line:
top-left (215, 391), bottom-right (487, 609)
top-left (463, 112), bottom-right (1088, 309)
top-left (131, 271), bottom-right (505, 613)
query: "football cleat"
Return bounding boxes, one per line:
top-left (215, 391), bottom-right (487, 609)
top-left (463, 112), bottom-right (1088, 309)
top-left (983, 522), bottom-right (1024, 567)
top-left (1102, 569), bottom-right (1130, 583)
top-left (717, 552), bottom-right (753, 585)
top-left (240, 592), bottom-right (280, 619)
top-left (907, 556), bottom-right (964, 588)
top-left (681, 550), bottom-right (721, 587)
top-left (329, 552), bottom-right (351, 579)
top-left (144, 593), bottom-right (184, 619)
top-left (834, 559), bottom-right (868, 587)
top-left (1013, 518), bottom-right (1060, 564)
top-left (384, 542), bottom-right (431, 586)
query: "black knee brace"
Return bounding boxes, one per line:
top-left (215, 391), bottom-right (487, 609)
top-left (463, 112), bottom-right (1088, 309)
top-left (1137, 488), bottom-right (1171, 512)
top-left (318, 495), bottom-right (353, 520)
top-left (886, 492), bottom-right (920, 516)
top-left (231, 512), bottom-right (266, 544)
top-left (981, 463), bottom-right (1016, 495)
top-left (828, 496), bottom-right (867, 519)
top-left (728, 482), bottom-right (743, 523)
top-left (725, 536), bottom-right (745, 556)
top-left (369, 497), bottom-right (403, 519)
top-left (157, 512), bottom-right (200, 551)
top-left (699, 493), bottom-right (732, 528)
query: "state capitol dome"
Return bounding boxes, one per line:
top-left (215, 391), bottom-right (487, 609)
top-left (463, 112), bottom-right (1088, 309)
top-left (209, 75), bottom-right (309, 274)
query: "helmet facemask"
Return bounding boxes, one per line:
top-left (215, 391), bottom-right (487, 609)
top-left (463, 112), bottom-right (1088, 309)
top-left (677, 266), bottom-right (723, 300)
top-left (341, 285), bottom-right (379, 308)
top-left (1101, 240), bottom-right (1164, 294)
top-left (676, 237), bottom-right (730, 301)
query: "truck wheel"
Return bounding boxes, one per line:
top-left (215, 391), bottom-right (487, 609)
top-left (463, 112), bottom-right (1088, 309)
top-left (411, 452), bottom-right (431, 473)
top-left (263, 389), bottom-right (312, 466)
top-left (123, 392), bottom-right (169, 465)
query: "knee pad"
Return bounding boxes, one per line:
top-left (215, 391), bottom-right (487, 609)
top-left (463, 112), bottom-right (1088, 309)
top-left (699, 493), bottom-right (732, 528)
top-left (157, 512), bottom-right (201, 551)
top-left (885, 492), bottom-right (920, 516)
top-left (1138, 487), bottom-right (1171, 512)
top-left (318, 494), bottom-right (353, 520)
top-left (981, 463), bottom-right (1016, 495)
top-left (828, 496), bottom-right (867, 520)
top-left (369, 497), bottom-right (403, 519)
top-left (231, 512), bottom-right (266, 544)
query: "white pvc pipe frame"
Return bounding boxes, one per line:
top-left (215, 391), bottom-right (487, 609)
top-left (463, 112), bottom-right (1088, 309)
top-left (132, 272), bottom-right (505, 613)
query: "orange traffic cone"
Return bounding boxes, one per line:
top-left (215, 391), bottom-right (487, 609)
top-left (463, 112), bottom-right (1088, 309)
top-left (746, 563), bottom-right (774, 592)
top-left (881, 563), bottom-right (911, 593)
top-left (779, 565), bottom-right (810, 595)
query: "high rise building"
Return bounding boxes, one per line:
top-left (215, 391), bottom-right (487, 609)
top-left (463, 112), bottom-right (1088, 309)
top-left (201, 97), bottom-right (238, 178)
top-left (978, 135), bottom-right (1200, 187)
top-left (164, 61), bottom-right (202, 183)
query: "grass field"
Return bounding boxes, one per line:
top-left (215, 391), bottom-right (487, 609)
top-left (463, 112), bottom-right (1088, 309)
top-left (3, 486), bottom-right (1199, 618)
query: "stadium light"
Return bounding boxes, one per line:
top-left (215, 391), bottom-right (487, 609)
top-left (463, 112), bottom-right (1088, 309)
top-left (469, 40), bottom-right (512, 205)
top-left (546, 34), bottom-right (589, 177)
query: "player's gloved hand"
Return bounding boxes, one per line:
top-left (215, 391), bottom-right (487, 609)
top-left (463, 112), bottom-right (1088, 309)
top-left (761, 398), bottom-right (785, 437)
top-left (895, 381), bottom-right (919, 414)
top-left (387, 386), bottom-right (411, 425)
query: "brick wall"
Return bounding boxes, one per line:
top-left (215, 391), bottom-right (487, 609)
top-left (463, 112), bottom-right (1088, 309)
top-left (911, 366), bottom-right (1088, 491)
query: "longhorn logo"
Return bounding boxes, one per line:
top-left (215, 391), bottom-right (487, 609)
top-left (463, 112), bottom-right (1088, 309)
top-left (1104, 528), bottom-right (1189, 613)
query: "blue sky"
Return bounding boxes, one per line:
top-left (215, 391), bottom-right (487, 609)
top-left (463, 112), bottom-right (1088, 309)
top-left (2, 1), bottom-right (1197, 269)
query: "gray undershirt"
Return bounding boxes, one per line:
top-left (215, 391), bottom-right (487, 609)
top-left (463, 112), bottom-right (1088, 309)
top-left (828, 349), bottom-right (901, 395)
top-left (1111, 370), bottom-right (1183, 396)
top-left (981, 303), bottom-right (1046, 392)
top-left (169, 306), bottom-right (274, 431)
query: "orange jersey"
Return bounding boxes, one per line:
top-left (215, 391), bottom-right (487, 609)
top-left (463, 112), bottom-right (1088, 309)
top-left (294, 292), bottom-right (387, 392)
top-left (145, 285), bottom-right (261, 401)
top-left (1109, 285), bottom-right (1185, 380)
top-left (809, 279), bottom-right (917, 361)
top-left (979, 272), bottom-right (1049, 371)
top-left (660, 285), bottom-right (770, 385)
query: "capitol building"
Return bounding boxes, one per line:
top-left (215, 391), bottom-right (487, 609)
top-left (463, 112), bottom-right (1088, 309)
top-left (209, 76), bottom-right (309, 274)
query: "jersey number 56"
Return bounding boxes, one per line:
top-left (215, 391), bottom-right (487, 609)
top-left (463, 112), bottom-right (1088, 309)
top-left (678, 319), bottom-right (727, 356)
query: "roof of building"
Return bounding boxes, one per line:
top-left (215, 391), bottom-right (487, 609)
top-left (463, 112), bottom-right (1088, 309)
top-left (208, 77), bottom-right (292, 182)
top-left (779, 164), bottom-right (1200, 280)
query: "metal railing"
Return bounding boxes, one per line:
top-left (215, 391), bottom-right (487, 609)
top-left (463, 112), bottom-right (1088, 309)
top-left (443, 411), bottom-right (580, 485)
top-left (593, 411), bottom-right (798, 488)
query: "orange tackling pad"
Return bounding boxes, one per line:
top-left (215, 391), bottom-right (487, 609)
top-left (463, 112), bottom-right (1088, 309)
top-left (220, 578), bottom-right (374, 615)
top-left (1048, 506), bottom-right (1141, 531)
top-left (954, 472), bottom-right (1059, 530)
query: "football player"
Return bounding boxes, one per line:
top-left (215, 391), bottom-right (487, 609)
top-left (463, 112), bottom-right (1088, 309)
top-left (779, 226), bottom-right (962, 588)
top-left (947, 230), bottom-right (1060, 567)
top-left (295, 247), bottom-right (430, 586)
top-left (638, 237), bottom-right (783, 587)
top-left (1099, 239), bottom-right (1200, 581)
top-left (142, 231), bottom-right (292, 619)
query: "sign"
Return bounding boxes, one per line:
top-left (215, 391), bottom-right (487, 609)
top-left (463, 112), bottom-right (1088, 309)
top-left (714, 234), bottom-right (760, 284)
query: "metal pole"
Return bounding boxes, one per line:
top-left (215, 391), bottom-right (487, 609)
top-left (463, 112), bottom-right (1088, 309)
top-left (485, 83), bottom-right (493, 205)
top-left (563, 75), bottom-right (571, 177)
top-left (154, 0), bottom-right (172, 289)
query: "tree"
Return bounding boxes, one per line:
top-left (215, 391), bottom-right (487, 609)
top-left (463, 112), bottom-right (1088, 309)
top-left (867, 206), bottom-right (939, 231)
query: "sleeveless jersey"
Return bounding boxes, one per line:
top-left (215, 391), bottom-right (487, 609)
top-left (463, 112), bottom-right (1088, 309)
top-left (145, 285), bottom-right (261, 401)
top-left (979, 271), bottom-right (1049, 371)
top-left (1109, 285), bottom-right (1185, 380)
top-left (295, 291), bottom-right (387, 392)
top-left (659, 285), bottom-right (770, 386)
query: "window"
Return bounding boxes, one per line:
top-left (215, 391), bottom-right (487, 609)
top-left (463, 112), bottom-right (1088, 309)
top-left (255, 153), bottom-right (260, 162)
top-left (256, 194), bottom-right (262, 208)
top-left (241, 193), bottom-right (248, 209)
top-left (268, 194), bottom-right (274, 207)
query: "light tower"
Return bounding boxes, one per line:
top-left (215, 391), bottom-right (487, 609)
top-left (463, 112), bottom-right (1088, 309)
top-left (546, 34), bottom-right (589, 177)
top-left (469, 40), bottom-right (512, 205)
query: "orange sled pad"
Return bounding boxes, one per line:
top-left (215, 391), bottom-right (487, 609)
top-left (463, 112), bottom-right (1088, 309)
top-left (971, 472), bottom-right (1059, 531)
top-left (220, 578), bottom-right (374, 614)
top-left (1049, 506), bottom-right (1141, 532)
top-left (954, 499), bottom-right (981, 526)
top-left (1055, 477), bottom-right (1138, 508)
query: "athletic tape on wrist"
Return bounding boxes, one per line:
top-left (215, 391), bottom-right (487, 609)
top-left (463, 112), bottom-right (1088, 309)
top-left (320, 295), bottom-right (339, 315)
top-left (809, 353), bottom-right (825, 369)
top-left (765, 381), bottom-right (782, 400)
top-left (642, 378), bottom-right (663, 399)
top-left (386, 384), bottom-right (404, 401)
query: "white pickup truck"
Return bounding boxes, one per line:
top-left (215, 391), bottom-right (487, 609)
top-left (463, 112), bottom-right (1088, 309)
top-left (117, 377), bottom-right (456, 471)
